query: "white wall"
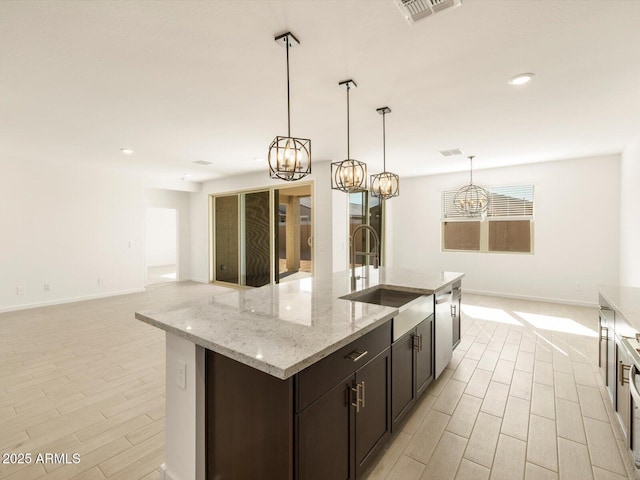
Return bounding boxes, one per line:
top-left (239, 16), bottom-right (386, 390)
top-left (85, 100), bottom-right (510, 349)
top-left (144, 188), bottom-right (191, 281)
top-left (190, 161), bottom-right (348, 283)
top-left (620, 137), bottom-right (640, 287)
top-left (0, 159), bottom-right (145, 312)
top-left (388, 154), bottom-right (620, 305)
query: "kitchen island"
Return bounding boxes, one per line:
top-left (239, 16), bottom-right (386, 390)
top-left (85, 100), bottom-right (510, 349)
top-left (136, 267), bottom-right (464, 480)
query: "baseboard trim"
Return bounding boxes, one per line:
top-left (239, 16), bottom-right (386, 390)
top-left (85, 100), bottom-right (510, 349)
top-left (463, 289), bottom-right (598, 308)
top-left (0, 287), bottom-right (145, 314)
top-left (159, 463), bottom-right (183, 480)
top-left (188, 277), bottom-right (210, 284)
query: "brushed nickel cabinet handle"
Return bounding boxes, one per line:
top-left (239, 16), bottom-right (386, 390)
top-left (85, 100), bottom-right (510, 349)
top-left (361, 381), bottom-right (365, 409)
top-left (351, 383), bottom-right (361, 413)
top-left (620, 361), bottom-right (630, 386)
top-left (451, 304), bottom-right (457, 318)
top-left (413, 334), bottom-right (420, 351)
top-left (600, 325), bottom-right (608, 341)
top-left (351, 382), bottom-right (365, 412)
top-left (345, 350), bottom-right (368, 362)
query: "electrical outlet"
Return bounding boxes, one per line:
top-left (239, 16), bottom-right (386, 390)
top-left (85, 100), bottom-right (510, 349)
top-left (98, 278), bottom-right (102, 286)
top-left (16, 287), bottom-right (25, 295)
top-left (177, 361), bottom-right (186, 390)
top-left (44, 284), bottom-right (50, 292)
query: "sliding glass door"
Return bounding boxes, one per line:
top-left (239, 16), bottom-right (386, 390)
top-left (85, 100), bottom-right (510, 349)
top-left (211, 183), bottom-right (313, 287)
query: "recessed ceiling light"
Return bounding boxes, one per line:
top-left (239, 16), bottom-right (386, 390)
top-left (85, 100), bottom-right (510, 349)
top-left (508, 73), bottom-right (535, 86)
top-left (254, 157), bottom-right (265, 162)
top-left (181, 174), bottom-right (192, 181)
top-left (120, 148), bottom-right (134, 154)
top-left (193, 160), bottom-right (212, 166)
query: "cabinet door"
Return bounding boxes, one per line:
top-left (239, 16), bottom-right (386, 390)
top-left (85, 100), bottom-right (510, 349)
top-left (616, 343), bottom-right (631, 438)
top-left (296, 378), bottom-right (353, 480)
top-left (598, 311), bottom-right (608, 384)
top-left (354, 347), bottom-right (391, 478)
top-left (416, 316), bottom-right (434, 397)
top-left (391, 330), bottom-right (415, 429)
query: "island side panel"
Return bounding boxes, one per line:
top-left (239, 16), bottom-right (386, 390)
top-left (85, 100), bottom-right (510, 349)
top-left (164, 332), bottom-right (206, 480)
top-left (206, 350), bottom-right (294, 480)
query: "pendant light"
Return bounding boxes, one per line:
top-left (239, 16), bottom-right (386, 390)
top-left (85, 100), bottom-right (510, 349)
top-left (454, 155), bottom-right (489, 217)
top-left (370, 107), bottom-right (399, 200)
top-left (331, 79), bottom-right (367, 193)
top-left (268, 32), bottom-right (311, 182)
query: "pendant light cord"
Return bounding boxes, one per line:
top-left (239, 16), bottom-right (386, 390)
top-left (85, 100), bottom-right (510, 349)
top-left (346, 83), bottom-right (350, 159)
top-left (382, 111), bottom-right (386, 172)
top-left (469, 156), bottom-right (474, 184)
top-left (286, 38), bottom-right (291, 137)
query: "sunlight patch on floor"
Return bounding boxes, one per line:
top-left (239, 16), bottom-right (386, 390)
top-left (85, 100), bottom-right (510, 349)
top-left (514, 311), bottom-right (597, 338)
top-left (461, 305), bottom-right (523, 326)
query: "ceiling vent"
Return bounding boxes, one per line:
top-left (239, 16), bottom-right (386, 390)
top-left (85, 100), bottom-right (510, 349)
top-left (439, 148), bottom-right (463, 157)
top-left (193, 160), bottom-right (212, 166)
top-left (395, 0), bottom-right (462, 24)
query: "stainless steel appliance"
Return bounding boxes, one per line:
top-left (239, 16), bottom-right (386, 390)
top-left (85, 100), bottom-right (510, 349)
top-left (600, 304), bottom-right (616, 402)
top-left (617, 334), bottom-right (640, 472)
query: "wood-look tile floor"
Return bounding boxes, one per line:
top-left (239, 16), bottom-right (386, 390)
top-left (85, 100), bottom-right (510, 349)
top-left (0, 282), bottom-right (231, 480)
top-left (364, 293), bottom-right (635, 480)
top-left (0, 285), bottom-right (635, 480)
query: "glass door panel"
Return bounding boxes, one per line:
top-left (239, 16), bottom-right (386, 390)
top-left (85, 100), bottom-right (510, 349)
top-left (244, 191), bottom-right (271, 287)
top-left (214, 195), bottom-right (239, 284)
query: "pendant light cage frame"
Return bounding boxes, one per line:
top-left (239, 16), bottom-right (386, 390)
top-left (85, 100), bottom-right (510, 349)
top-left (454, 156), bottom-right (489, 217)
top-left (331, 79), bottom-right (368, 193)
top-left (268, 31), bottom-right (311, 182)
top-left (269, 136), bottom-right (311, 181)
top-left (370, 106), bottom-right (400, 200)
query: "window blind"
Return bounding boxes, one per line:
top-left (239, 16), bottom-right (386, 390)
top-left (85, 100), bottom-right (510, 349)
top-left (442, 185), bottom-right (534, 219)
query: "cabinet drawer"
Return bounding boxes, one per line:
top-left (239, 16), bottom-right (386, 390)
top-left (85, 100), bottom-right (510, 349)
top-left (296, 321), bottom-right (391, 413)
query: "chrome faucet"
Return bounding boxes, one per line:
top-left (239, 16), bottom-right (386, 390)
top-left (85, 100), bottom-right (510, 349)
top-left (350, 224), bottom-right (380, 290)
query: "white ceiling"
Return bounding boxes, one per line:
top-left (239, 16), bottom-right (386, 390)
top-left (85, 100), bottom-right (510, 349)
top-left (2, 1), bottom-right (640, 186)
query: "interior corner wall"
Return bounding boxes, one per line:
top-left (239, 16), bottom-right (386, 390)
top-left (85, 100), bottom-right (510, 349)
top-left (0, 159), bottom-right (145, 312)
top-left (389, 154), bottom-right (620, 306)
top-left (144, 188), bottom-right (191, 281)
top-left (620, 137), bottom-right (640, 287)
top-left (189, 161), bottom-right (347, 284)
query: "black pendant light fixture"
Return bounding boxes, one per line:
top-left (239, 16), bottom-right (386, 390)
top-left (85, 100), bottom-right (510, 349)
top-left (454, 155), bottom-right (489, 217)
top-left (268, 32), bottom-right (311, 182)
top-left (370, 107), bottom-right (399, 200)
top-left (331, 79), bottom-right (367, 193)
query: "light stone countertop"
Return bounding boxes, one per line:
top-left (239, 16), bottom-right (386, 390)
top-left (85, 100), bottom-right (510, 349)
top-left (599, 284), bottom-right (640, 331)
top-left (135, 267), bottom-right (464, 379)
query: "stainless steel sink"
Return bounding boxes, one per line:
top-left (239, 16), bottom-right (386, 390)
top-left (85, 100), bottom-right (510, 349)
top-left (340, 287), bottom-right (422, 308)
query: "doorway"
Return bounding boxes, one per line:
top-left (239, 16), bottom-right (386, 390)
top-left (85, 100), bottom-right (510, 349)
top-left (277, 184), bottom-right (313, 283)
top-left (145, 207), bottom-right (177, 285)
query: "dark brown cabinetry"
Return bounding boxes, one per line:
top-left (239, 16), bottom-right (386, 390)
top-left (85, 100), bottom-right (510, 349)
top-left (391, 315), bottom-right (433, 430)
top-left (296, 322), bottom-right (392, 480)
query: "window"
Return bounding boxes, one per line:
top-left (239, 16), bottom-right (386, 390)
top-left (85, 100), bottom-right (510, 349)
top-left (442, 185), bottom-right (534, 254)
top-left (349, 191), bottom-right (384, 266)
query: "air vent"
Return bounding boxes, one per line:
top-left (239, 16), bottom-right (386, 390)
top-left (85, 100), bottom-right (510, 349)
top-left (439, 148), bottom-right (463, 157)
top-left (193, 160), bottom-right (212, 166)
top-left (395, 0), bottom-right (462, 24)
